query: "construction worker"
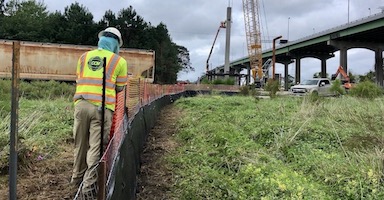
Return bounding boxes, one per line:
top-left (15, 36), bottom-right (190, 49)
top-left (70, 27), bottom-right (128, 198)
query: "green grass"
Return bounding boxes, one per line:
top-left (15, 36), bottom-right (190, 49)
top-left (169, 95), bottom-right (384, 199)
top-left (1, 79), bottom-right (384, 198)
top-left (0, 98), bottom-right (73, 171)
top-left (0, 80), bottom-right (74, 172)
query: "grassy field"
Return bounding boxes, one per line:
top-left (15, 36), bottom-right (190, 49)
top-left (0, 80), bottom-right (74, 174)
top-left (168, 95), bottom-right (384, 199)
top-left (1, 78), bottom-right (384, 199)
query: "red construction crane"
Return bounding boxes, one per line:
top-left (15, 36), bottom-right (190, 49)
top-left (206, 22), bottom-right (226, 74)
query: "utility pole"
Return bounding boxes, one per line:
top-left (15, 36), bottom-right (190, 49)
top-left (287, 17), bottom-right (290, 41)
top-left (272, 36), bottom-right (282, 80)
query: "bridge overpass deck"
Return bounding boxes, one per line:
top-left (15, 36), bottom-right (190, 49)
top-left (211, 13), bottom-right (384, 72)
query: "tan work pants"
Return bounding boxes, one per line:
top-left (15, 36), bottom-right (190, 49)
top-left (71, 100), bottom-right (113, 194)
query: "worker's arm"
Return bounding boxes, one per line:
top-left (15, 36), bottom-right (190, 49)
top-left (115, 59), bottom-right (128, 93)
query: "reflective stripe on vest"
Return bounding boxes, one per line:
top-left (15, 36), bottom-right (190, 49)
top-left (116, 76), bottom-right (128, 84)
top-left (76, 78), bottom-right (115, 89)
top-left (74, 50), bottom-right (123, 111)
top-left (73, 93), bottom-right (116, 104)
top-left (106, 55), bottom-right (120, 81)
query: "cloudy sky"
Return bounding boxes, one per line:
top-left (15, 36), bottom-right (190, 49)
top-left (42, 0), bottom-right (384, 82)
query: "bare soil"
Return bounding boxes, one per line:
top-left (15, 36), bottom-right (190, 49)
top-left (0, 104), bottom-right (180, 200)
top-left (136, 104), bottom-right (181, 200)
top-left (0, 144), bottom-right (75, 200)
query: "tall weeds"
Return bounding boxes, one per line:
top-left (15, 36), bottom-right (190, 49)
top-left (170, 95), bottom-right (384, 199)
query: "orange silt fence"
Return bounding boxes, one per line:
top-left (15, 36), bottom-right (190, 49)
top-left (100, 78), bottom-right (186, 192)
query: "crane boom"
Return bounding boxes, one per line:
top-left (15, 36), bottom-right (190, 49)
top-left (242, 0), bottom-right (263, 81)
top-left (206, 22), bottom-right (226, 74)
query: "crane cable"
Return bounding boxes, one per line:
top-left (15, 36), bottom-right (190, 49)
top-left (261, 0), bottom-right (270, 49)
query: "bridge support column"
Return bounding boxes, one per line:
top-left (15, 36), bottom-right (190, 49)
top-left (285, 63), bottom-right (289, 91)
top-left (375, 48), bottom-right (383, 86)
top-left (280, 60), bottom-right (293, 91)
top-left (246, 64), bottom-right (250, 85)
top-left (340, 47), bottom-right (348, 72)
top-left (321, 58), bottom-right (327, 78)
top-left (295, 58), bottom-right (301, 84)
top-left (329, 40), bottom-right (384, 76)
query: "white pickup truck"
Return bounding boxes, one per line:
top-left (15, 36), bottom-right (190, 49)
top-left (290, 78), bottom-right (334, 96)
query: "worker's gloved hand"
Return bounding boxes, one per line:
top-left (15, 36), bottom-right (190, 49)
top-left (116, 86), bottom-right (125, 93)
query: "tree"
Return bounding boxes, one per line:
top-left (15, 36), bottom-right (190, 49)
top-left (115, 6), bottom-right (149, 48)
top-left (100, 10), bottom-right (117, 27)
top-left (0, 2), bottom-right (191, 82)
top-left (0, 0), bottom-right (49, 41)
top-left (0, 0), bottom-right (5, 16)
top-left (313, 72), bottom-right (329, 78)
top-left (0, 0), bottom-right (5, 31)
top-left (41, 11), bottom-right (67, 43)
top-left (177, 45), bottom-right (193, 72)
top-left (359, 70), bottom-right (375, 83)
top-left (62, 2), bottom-right (96, 45)
top-left (151, 23), bottom-right (181, 84)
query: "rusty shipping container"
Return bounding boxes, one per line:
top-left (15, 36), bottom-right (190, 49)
top-left (0, 40), bottom-right (155, 82)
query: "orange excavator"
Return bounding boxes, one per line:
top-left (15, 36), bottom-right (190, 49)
top-left (331, 66), bottom-right (353, 90)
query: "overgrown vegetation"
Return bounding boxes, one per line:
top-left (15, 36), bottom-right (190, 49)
top-left (239, 85), bottom-right (250, 96)
top-left (349, 81), bottom-right (383, 99)
top-left (264, 79), bottom-right (279, 98)
top-left (169, 95), bottom-right (384, 199)
top-left (0, 79), bottom-right (74, 173)
top-left (330, 79), bottom-right (346, 96)
top-left (200, 77), bottom-right (236, 85)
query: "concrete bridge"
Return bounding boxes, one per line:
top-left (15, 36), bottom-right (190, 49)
top-left (208, 12), bottom-right (384, 90)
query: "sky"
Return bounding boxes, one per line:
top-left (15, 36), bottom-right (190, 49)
top-left (41, 0), bottom-right (384, 82)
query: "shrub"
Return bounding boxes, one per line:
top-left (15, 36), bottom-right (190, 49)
top-left (264, 79), bottom-right (279, 98)
top-left (330, 79), bottom-right (346, 96)
top-left (212, 78), bottom-right (235, 85)
top-left (349, 81), bottom-right (383, 99)
top-left (20, 80), bottom-right (75, 100)
top-left (239, 85), bottom-right (250, 96)
top-left (200, 77), bottom-right (211, 84)
top-left (223, 78), bottom-right (235, 85)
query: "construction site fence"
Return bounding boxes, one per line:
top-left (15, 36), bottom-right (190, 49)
top-left (74, 80), bottom-right (241, 199)
top-left (103, 78), bottom-right (184, 199)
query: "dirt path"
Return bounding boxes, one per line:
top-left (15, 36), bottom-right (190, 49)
top-left (0, 144), bottom-right (75, 200)
top-left (136, 104), bottom-right (181, 200)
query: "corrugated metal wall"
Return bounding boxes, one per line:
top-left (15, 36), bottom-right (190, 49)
top-left (0, 40), bottom-right (155, 82)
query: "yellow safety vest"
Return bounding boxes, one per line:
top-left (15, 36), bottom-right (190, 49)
top-left (73, 49), bottom-right (128, 111)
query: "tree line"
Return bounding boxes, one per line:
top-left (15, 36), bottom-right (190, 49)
top-left (0, 0), bottom-right (193, 84)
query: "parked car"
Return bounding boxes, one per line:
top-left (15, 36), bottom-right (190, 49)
top-left (290, 78), bottom-right (334, 96)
